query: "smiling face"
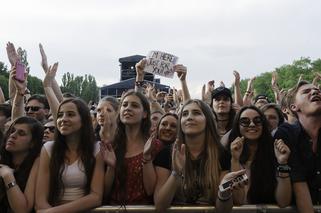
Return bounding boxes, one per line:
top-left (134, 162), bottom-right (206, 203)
top-left (239, 109), bottom-right (263, 141)
top-left (158, 115), bottom-right (177, 144)
top-left (120, 95), bottom-right (146, 126)
top-left (181, 102), bottom-right (206, 136)
top-left (292, 83), bottom-right (321, 117)
top-left (57, 102), bottom-right (82, 136)
top-left (5, 123), bottom-right (33, 153)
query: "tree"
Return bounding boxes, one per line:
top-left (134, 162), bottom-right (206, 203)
top-left (61, 72), bottom-right (99, 102)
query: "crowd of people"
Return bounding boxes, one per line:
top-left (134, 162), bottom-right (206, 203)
top-left (0, 42), bottom-right (321, 213)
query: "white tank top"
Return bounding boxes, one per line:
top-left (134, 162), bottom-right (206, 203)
top-left (44, 141), bottom-right (100, 201)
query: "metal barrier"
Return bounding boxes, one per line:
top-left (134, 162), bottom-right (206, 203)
top-left (90, 205), bottom-right (321, 213)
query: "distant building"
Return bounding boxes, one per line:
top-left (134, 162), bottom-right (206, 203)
top-left (99, 55), bottom-right (170, 98)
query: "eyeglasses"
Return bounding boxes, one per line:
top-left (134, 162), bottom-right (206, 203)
top-left (239, 116), bottom-right (263, 127)
top-left (44, 126), bottom-right (55, 133)
top-left (25, 106), bottom-right (42, 112)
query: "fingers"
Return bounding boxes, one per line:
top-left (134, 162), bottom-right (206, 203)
top-left (274, 139), bottom-right (290, 154)
top-left (231, 136), bottom-right (244, 150)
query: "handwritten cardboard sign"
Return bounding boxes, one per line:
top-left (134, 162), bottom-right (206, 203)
top-left (144, 51), bottom-right (179, 78)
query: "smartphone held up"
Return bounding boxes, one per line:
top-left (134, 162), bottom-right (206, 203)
top-left (15, 61), bottom-right (26, 82)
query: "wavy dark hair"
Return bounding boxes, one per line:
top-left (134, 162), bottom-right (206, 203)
top-left (48, 98), bottom-right (96, 205)
top-left (228, 105), bottom-right (277, 204)
top-left (178, 99), bottom-right (225, 203)
top-left (112, 90), bottom-right (151, 204)
top-left (0, 116), bottom-right (43, 211)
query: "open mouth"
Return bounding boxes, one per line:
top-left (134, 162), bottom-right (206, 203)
top-left (311, 96), bottom-right (321, 102)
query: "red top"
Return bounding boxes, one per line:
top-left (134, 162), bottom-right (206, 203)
top-left (111, 153), bottom-right (150, 204)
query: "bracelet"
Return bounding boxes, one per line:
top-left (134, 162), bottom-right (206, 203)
top-left (6, 181), bottom-right (17, 190)
top-left (277, 164), bottom-right (291, 173)
top-left (276, 174), bottom-right (290, 179)
top-left (135, 81), bottom-right (145, 87)
top-left (217, 190), bottom-right (232, 202)
top-left (171, 170), bottom-right (184, 179)
top-left (142, 157), bottom-right (152, 164)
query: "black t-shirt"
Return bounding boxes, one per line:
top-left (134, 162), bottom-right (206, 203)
top-left (154, 144), bottom-right (231, 172)
top-left (274, 121), bottom-right (321, 204)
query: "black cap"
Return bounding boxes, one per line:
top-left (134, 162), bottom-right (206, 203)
top-left (211, 86), bottom-right (232, 100)
top-left (254, 94), bottom-right (270, 103)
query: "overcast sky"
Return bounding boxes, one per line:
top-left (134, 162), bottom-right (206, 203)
top-left (1, 0), bottom-right (321, 97)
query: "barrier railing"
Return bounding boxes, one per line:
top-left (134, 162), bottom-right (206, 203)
top-left (90, 205), bottom-right (321, 213)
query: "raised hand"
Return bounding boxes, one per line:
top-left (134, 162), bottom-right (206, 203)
top-left (219, 169), bottom-right (247, 195)
top-left (135, 59), bottom-right (147, 79)
top-left (11, 67), bottom-right (28, 94)
top-left (145, 83), bottom-right (156, 101)
top-left (233, 71), bottom-right (240, 85)
top-left (230, 136), bottom-right (244, 161)
top-left (274, 139), bottom-right (290, 164)
top-left (43, 62), bottom-right (58, 87)
top-left (39, 43), bottom-right (49, 72)
top-left (172, 139), bottom-right (186, 173)
top-left (6, 42), bottom-right (19, 66)
top-left (0, 164), bottom-right (14, 178)
top-left (99, 110), bottom-right (116, 142)
top-left (174, 64), bottom-right (187, 81)
top-left (100, 142), bottom-right (116, 168)
top-left (143, 132), bottom-right (157, 161)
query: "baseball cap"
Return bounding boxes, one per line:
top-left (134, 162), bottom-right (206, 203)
top-left (211, 86), bottom-right (232, 100)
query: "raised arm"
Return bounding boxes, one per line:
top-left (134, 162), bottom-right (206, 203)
top-left (312, 72), bottom-right (321, 88)
top-left (135, 59), bottom-right (147, 93)
top-left (6, 42), bottom-right (19, 102)
top-left (0, 84), bottom-right (5, 103)
top-left (11, 67), bottom-right (28, 121)
top-left (274, 139), bottom-right (292, 207)
top-left (39, 44), bottom-right (63, 102)
top-left (175, 64), bottom-right (190, 102)
top-left (202, 80), bottom-right (214, 105)
top-left (271, 71), bottom-right (282, 104)
top-left (43, 63), bottom-right (60, 121)
top-left (145, 83), bottom-right (164, 114)
top-left (243, 77), bottom-right (255, 106)
top-left (229, 136), bottom-right (246, 205)
top-left (233, 71), bottom-right (243, 106)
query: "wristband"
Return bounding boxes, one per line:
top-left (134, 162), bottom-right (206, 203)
top-left (217, 190), bottom-right (232, 202)
top-left (171, 170), bottom-right (184, 179)
top-left (277, 164), bottom-right (291, 173)
top-left (135, 81), bottom-right (145, 87)
top-left (6, 181), bottom-right (17, 190)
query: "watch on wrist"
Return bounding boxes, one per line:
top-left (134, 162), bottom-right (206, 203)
top-left (277, 164), bottom-right (291, 173)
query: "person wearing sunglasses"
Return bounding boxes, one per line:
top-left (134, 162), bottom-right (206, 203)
top-left (226, 105), bottom-right (291, 207)
top-left (25, 95), bottom-right (50, 124)
top-left (43, 120), bottom-right (55, 143)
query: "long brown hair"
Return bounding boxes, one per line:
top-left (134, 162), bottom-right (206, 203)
top-left (48, 98), bottom-right (96, 205)
top-left (178, 99), bottom-right (225, 203)
top-left (112, 90), bottom-right (151, 204)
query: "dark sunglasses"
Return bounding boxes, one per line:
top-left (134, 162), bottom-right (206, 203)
top-left (239, 116), bottom-right (263, 127)
top-left (25, 106), bottom-right (42, 112)
top-left (44, 126), bottom-right (55, 133)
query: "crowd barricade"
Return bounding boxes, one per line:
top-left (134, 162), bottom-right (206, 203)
top-left (90, 205), bottom-right (321, 213)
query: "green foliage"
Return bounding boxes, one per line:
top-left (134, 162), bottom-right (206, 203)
top-left (61, 72), bottom-right (98, 103)
top-left (238, 57), bottom-right (321, 102)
